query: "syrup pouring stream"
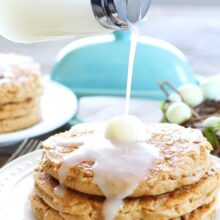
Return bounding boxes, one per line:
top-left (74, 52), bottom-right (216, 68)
top-left (56, 21), bottom-right (159, 220)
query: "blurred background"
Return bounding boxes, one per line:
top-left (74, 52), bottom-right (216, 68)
top-left (0, 1), bottom-right (220, 76)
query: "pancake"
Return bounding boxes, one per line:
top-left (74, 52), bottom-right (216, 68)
top-left (0, 97), bottom-right (40, 120)
top-left (33, 168), bottom-right (219, 220)
top-left (30, 190), bottom-right (64, 220)
top-left (40, 123), bottom-right (212, 198)
top-left (0, 53), bottom-right (42, 105)
top-left (173, 200), bottom-right (216, 220)
top-left (0, 109), bottom-right (41, 133)
top-left (29, 190), bottom-right (216, 220)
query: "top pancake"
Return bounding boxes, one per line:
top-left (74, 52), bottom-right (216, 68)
top-left (0, 53), bottom-right (42, 104)
top-left (40, 123), bottom-right (212, 198)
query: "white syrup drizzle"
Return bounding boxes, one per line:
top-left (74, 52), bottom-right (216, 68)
top-left (125, 33), bottom-right (138, 115)
top-left (54, 184), bottom-right (67, 197)
top-left (58, 130), bottom-right (159, 220)
top-left (56, 17), bottom-right (155, 220)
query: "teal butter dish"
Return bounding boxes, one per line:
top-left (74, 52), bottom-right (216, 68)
top-left (51, 31), bottom-right (196, 100)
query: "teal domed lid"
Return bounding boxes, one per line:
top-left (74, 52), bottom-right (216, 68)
top-left (51, 31), bottom-right (196, 100)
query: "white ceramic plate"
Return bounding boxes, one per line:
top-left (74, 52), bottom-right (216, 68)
top-left (0, 80), bottom-right (77, 147)
top-left (0, 151), bottom-right (219, 220)
top-left (0, 151), bottom-right (40, 220)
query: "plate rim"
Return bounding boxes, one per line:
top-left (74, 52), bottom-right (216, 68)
top-left (0, 150), bottom-right (41, 175)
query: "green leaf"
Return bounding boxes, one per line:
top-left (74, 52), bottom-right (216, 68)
top-left (160, 102), bottom-right (166, 113)
top-left (161, 114), bottom-right (168, 123)
top-left (160, 102), bottom-right (168, 123)
top-left (203, 127), bottom-right (220, 148)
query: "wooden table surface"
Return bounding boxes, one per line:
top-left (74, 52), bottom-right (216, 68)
top-left (1, 5), bottom-right (220, 167)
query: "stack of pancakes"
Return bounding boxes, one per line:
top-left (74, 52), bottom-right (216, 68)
top-left (0, 53), bottom-right (42, 133)
top-left (30, 123), bottom-right (220, 220)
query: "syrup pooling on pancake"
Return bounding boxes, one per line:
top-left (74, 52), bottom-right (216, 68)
top-left (57, 116), bottom-right (159, 220)
top-left (54, 184), bottom-right (67, 198)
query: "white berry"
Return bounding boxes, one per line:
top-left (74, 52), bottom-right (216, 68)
top-left (201, 77), bottom-right (220, 101)
top-left (105, 115), bottom-right (146, 142)
top-left (168, 93), bottom-right (182, 103)
top-left (203, 116), bottom-right (220, 128)
top-left (166, 102), bottom-right (192, 124)
top-left (178, 84), bottom-right (204, 107)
